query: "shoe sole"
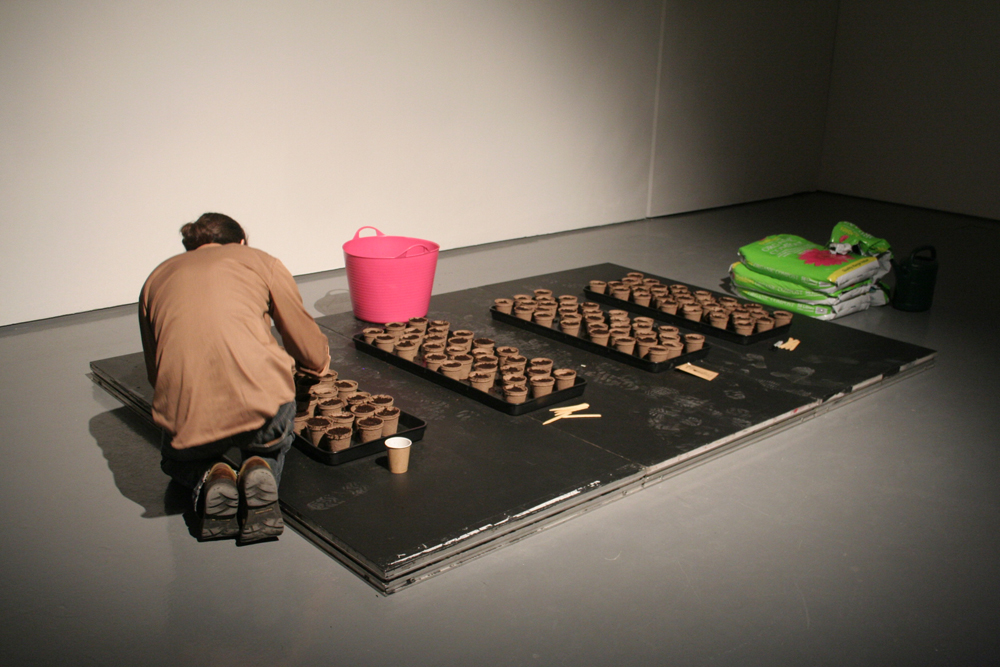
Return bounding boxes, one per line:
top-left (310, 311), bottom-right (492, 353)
top-left (239, 467), bottom-right (284, 544)
top-left (199, 481), bottom-right (240, 540)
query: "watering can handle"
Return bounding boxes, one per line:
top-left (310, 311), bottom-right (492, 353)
top-left (353, 226), bottom-right (385, 239)
top-left (395, 244), bottom-right (431, 259)
top-left (910, 245), bottom-right (936, 262)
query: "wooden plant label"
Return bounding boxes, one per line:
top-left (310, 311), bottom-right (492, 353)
top-left (676, 363), bottom-right (718, 381)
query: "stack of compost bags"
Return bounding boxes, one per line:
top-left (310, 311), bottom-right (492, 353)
top-left (730, 222), bottom-right (892, 320)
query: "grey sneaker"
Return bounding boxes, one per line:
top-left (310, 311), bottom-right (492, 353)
top-left (237, 456), bottom-right (283, 544)
top-left (198, 463), bottom-right (240, 541)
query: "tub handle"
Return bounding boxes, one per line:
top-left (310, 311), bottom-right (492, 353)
top-left (395, 244), bottom-right (431, 258)
top-left (352, 226), bottom-right (385, 239)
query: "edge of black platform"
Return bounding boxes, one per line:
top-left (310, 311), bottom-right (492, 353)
top-left (89, 364), bottom-right (158, 427)
top-left (282, 460), bottom-right (648, 594)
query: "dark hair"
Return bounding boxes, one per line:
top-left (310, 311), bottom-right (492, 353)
top-left (180, 212), bottom-right (247, 251)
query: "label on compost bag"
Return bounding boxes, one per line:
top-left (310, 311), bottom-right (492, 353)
top-left (729, 262), bottom-right (872, 305)
top-left (738, 234), bottom-right (879, 293)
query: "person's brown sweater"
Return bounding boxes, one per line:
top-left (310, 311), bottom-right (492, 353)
top-left (139, 243), bottom-right (330, 449)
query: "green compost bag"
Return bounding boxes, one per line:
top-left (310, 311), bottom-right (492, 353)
top-left (869, 281), bottom-right (891, 307)
top-left (739, 234), bottom-right (880, 293)
top-left (829, 221), bottom-right (891, 256)
top-left (828, 221), bottom-right (893, 280)
top-left (729, 261), bottom-right (872, 305)
top-left (733, 286), bottom-right (872, 321)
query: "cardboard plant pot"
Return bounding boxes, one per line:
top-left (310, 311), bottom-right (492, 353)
top-left (323, 426), bottom-right (353, 452)
top-left (588, 280), bottom-right (607, 294)
top-left (504, 385), bottom-right (528, 404)
top-left (356, 416), bottom-right (385, 443)
top-left (305, 417), bottom-right (332, 446)
top-left (468, 371), bottom-right (494, 392)
top-left (553, 368), bottom-right (577, 390)
top-left (614, 336), bottom-right (636, 356)
top-left (335, 380), bottom-right (359, 399)
top-left (530, 376), bottom-right (555, 398)
top-left (683, 334), bottom-right (705, 353)
top-left (377, 407), bottom-right (401, 436)
top-left (424, 353), bottom-right (448, 371)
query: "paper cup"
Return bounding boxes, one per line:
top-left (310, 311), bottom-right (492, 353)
top-left (385, 437), bottom-right (412, 474)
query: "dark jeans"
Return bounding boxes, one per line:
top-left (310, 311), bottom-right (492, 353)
top-left (160, 401), bottom-right (296, 510)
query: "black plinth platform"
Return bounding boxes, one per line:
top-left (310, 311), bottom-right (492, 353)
top-left (90, 263), bottom-right (935, 593)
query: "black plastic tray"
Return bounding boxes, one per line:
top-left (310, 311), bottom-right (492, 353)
top-left (490, 307), bottom-right (710, 372)
top-left (584, 287), bottom-right (790, 345)
top-left (292, 410), bottom-right (427, 466)
top-left (352, 334), bottom-right (586, 415)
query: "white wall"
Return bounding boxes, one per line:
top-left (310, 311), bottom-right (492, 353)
top-left (650, 0), bottom-right (838, 216)
top-left (1, 0), bottom-right (664, 326)
top-left (819, 0), bottom-right (1000, 220)
top-left (14, 2), bottom-right (990, 327)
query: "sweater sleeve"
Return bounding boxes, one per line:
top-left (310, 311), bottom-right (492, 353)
top-left (267, 257), bottom-right (330, 375)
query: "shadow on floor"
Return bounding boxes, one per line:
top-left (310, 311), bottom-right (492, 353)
top-left (314, 288), bottom-right (353, 316)
top-left (89, 407), bottom-right (188, 518)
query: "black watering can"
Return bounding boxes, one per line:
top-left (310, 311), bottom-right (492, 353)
top-left (891, 246), bottom-right (937, 312)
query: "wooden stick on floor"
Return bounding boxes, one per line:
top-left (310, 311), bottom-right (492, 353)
top-left (543, 410), bottom-right (601, 426)
top-left (550, 403), bottom-right (589, 414)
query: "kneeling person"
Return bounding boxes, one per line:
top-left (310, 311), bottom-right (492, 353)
top-left (139, 213), bottom-right (330, 543)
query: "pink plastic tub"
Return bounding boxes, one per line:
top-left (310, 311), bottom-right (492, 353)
top-left (342, 226), bottom-right (439, 324)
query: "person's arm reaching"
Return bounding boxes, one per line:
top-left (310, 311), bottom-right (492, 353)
top-left (268, 258), bottom-right (330, 376)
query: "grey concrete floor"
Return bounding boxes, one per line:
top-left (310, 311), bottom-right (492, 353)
top-left (1, 193), bottom-right (997, 666)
